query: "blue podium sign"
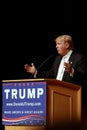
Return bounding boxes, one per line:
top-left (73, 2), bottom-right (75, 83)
top-left (2, 80), bottom-right (46, 125)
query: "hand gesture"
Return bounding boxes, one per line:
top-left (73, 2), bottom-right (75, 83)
top-left (24, 63), bottom-right (36, 74)
top-left (64, 61), bottom-right (73, 73)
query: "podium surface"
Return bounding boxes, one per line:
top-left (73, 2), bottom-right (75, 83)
top-left (2, 78), bottom-right (81, 130)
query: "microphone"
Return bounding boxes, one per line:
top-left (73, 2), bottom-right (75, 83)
top-left (37, 53), bottom-right (56, 70)
top-left (24, 53), bottom-right (57, 79)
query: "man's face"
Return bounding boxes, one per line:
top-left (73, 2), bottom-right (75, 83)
top-left (55, 39), bottom-right (69, 56)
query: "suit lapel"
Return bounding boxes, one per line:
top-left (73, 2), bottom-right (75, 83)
top-left (62, 52), bottom-right (76, 80)
top-left (55, 55), bottom-right (63, 77)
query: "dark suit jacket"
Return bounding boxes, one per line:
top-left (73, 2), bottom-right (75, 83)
top-left (36, 51), bottom-right (87, 86)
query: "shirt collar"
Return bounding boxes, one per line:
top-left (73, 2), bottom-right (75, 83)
top-left (64, 50), bottom-right (73, 58)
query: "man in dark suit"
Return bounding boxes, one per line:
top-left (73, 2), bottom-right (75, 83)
top-left (24, 34), bottom-right (87, 120)
top-left (24, 34), bottom-right (87, 87)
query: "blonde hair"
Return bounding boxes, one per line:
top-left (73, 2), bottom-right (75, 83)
top-left (55, 35), bottom-right (74, 49)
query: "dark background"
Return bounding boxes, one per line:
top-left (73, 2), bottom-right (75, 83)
top-left (2, 1), bottom-right (87, 80)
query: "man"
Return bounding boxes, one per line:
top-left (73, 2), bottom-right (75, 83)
top-left (24, 34), bottom-right (87, 120)
top-left (24, 34), bottom-right (87, 86)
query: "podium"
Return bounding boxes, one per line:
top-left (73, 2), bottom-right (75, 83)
top-left (2, 78), bottom-right (81, 130)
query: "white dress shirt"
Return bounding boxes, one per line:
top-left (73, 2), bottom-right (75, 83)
top-left (56, 50), bottom-right (73, 81)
